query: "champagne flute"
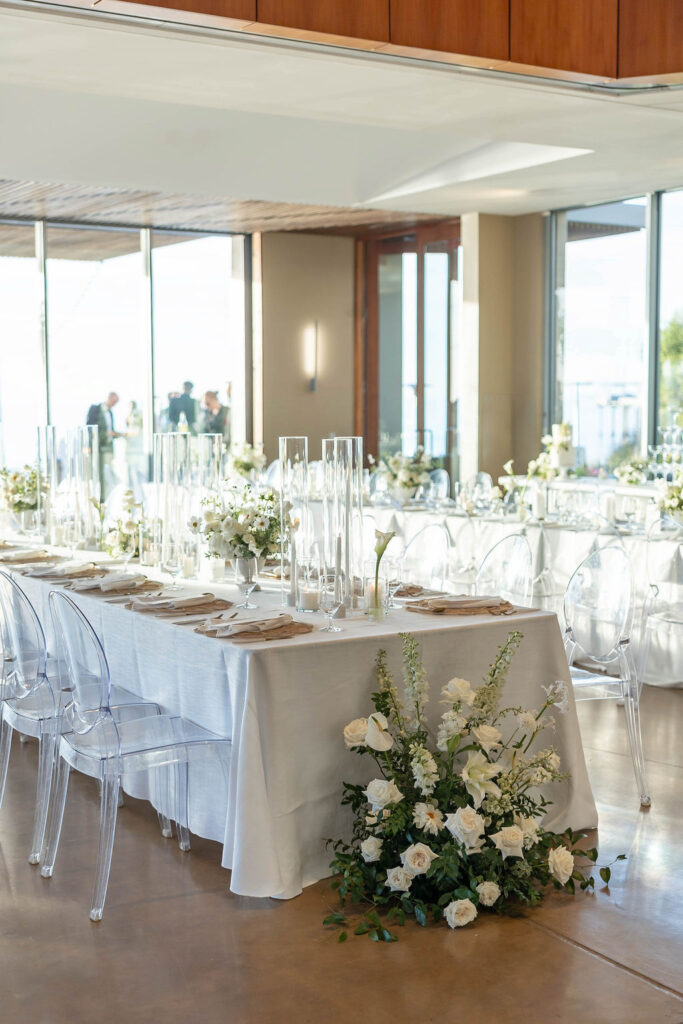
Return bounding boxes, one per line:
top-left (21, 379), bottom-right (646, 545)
top-left (319, 573), bottom-right (343, 632)
top-left (236, 556), bottom-right (258, 609)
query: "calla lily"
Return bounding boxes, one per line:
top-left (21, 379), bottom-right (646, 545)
top-left (374, 529), bottom-right (395, 559)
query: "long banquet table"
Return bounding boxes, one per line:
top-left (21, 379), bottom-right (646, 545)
top-left (11, 562), bottom-right (598, 900)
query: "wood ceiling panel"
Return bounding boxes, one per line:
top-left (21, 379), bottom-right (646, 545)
top-left (390, 0), bottom-right (509, 61)
top-left (0, 179), bottom-right (445, 256)
top-left (619, 0), bottom-right (683, 78)
top-left (510, 0), bottom-right (618, 79)
top-left (256, 0), bottom-right (389, 42)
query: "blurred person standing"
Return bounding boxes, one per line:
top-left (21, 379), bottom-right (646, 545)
top-left (169, 381), bottom-right (198, 434)
top-left (86, 391), bottom-right (122, 500)
top-left (201, 390), bottom-right (230, 444)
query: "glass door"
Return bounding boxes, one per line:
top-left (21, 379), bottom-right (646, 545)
top-left (365, 224), bottom-right (460, 481)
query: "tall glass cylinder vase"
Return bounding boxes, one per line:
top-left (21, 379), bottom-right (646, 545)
top-left (153, 432), bottom-right (192, 572)
top-left (37, 425), bottom-right (58, 543)
top-left (279, 436), bottom-right (309, 607)
top-left (75, 425), bottom-right (101, 548)
top-left (322, 437), bottom-right (364, 614)
top-left (189, 433), bottom-right (223, 513)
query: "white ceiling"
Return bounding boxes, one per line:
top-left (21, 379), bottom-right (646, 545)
top-left (3, 3), bottom-right (683, 218)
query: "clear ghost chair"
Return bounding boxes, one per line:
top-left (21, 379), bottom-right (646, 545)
top-left (475, 533), bottom-right (532, 604)
top-left (563, 545), bottom-right (651, 807)
top-left (42, 591), bottom-right (231, 921)
top-left (522, 519), bottom-right (563, 613)
top-left (0, 571), bottom-right (165, 866)
top-left (639, 515), bottom-right (683, 686)
top-left (403, 523), bottom-right (450, 591)
top-left (446, 517), bottom-right (479, 594)
top-left (462, 472), bottom-right (493, 511)
top-left (264, 459), bottom-right (281, 488)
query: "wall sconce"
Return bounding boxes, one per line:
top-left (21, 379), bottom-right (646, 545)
top-left (304, 321), bottom-right (319, 392)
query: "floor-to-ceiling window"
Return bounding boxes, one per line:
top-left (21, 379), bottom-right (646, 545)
top-left (151, 232), bottom-right (246, 447)
top-left (0, 223), bottom-right (45, 466)
top-left (551, 199), bottom-right (649, 472)
top-left (0, 220), bottom-right (248, 484)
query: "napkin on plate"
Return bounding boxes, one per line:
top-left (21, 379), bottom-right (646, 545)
top-left (200, 612), bottom-right (292, 638)
top-left (15, 562), bottom-right (60, 576)
top-left (69, 572), bottom-right (146, 593)
top-left (406, 594), bottom-right (516, 615)
top-left (128, 592), bottom-right (216, 612)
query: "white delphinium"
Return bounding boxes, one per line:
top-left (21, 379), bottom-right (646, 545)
top-left (436, 710), bottom-right (466, 752)
top-left (410, 743), bottom-right (439, 796)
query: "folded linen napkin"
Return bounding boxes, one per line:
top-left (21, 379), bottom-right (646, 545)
top-left (199, 613), bottom-right (292, 638)
top-left (0, 548), bottom-right (48, 562)
top-left (42, 563), bottom-right (104, 580)
top-left (70, 572), bottom-right (146, 593)
top-left (15, 562), bottom-right (61, 576)
top-left (406, 595), bottom-right (517, 616)
top-left (128, 592), bottom-right (216, 611)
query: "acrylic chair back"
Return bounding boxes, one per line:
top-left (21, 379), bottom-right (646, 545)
top-left (645, 515), bottom-right (683, 610)
top-left (49, 591), bottom-right (112, 735)
top-left (403, 523), bottom-right (450, 590)
top-left (475, 533), bottom-right (532, 604)
top-left (0, 571), bottom-right (47, 699)
top-left (429, 469), bottom-right (450, 501)
top-left (563, 545), bottom-right (633, 663)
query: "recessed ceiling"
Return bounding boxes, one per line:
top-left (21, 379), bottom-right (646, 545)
top-left (2, 2), bottom-right (683, 218)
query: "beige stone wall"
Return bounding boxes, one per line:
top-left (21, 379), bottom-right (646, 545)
top-left (458, 211), bottom-right (545, 480)
top-left (259, 232), bottom-right (355, 465)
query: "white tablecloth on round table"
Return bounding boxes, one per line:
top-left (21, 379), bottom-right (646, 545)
top-left (14, 570), bottom-right (597, 899)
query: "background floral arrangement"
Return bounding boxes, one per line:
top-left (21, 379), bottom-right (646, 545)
top-left (101, 489), bottom-right (141, 557)
top-left (658, 470), bottom-right (683, 520)
top-left (325, 631), bottom-right (620, 943)
top-left (373, 447), bottom-right (434, 493)
top-left (227, 441), bottom-right (267, 479)
top-left (614, 458), bottom-right (648, 486)
top-left (0, 464), bottom-right (43, 512)
top-left (190, 484), bottom-right (284, 561)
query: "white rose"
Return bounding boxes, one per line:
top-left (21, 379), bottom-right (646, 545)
top-left (360, 837), bottom-right (383, 863)
top-left (343, 718), bottom-right (368, 749)
top-left (548, 845), bottom-right (574, 885)
top-left (444, 898), bottom-right (478, 929)
top-left (400, 842), bottom-right (438, 877)
top-left (385, 866), bottom-right (413, 892)
top-left (441, 677), bottom-right (476, 706)
top-left (460, 752), bottom-right (502, 809)
top-left (491, 825), bottom-right (525, 860)
top-left (364, 778), bottom-right (403, 813)
top-left (365, 712), bottom-right (394, 752)
top-left (514, 815), bottom-right (541, 848)
top-left (472, 724), bottom-right (502, 754)
top-left (412, 802), bottom-right (444, 836)
top-left (476, 881), bottom-right (500, 907)
top-left (445, 807), bottom-right (486, 853)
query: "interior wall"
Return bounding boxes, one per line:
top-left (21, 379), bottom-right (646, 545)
top-left (260, 232), bottom-right (355, 463)
top-left (458, 211), bottom-right (545, 481)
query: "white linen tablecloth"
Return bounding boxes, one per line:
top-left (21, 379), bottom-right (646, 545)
top-left (14, 570), bottom-right (597, 899)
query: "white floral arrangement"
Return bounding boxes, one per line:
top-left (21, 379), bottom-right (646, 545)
top-left (228, 441), bottom-right (267, 479)
top-left (614, 458), bottom-right (648, 486)
top-left (373, 448), bottom-right (433, 494)
top-left (0, 464), bottom-right (43, 512)
top-left (103, 490), bottom-right (140, 557)
top-left (190, 484), bottom-right (285, 561)
top-left (325, 632), bottom-right (622, 943)
top-left (658, 471), bottom-right (683, 520)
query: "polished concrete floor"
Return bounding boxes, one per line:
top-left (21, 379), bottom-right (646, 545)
top-left (0, 688), bottom-right (682, 1024)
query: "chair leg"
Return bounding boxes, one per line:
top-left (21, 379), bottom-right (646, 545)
top-left (174, 761), bottom-right (190, 852)
top-left (155, 765), bottom-right (173, 838)
top-left (40, 755), bottom-right (70, 877)
top-left (619, 644), bottom-right (651, 807)
top-left (0, 717), bottom-right (13, 809)
top-left (29, 727), bottom-right (55, 864)
top-left (90, 773), bottom-right (120, 922)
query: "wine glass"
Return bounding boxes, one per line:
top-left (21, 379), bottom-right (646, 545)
top-left (162, 539), bottom-right (183, 590)
top-left (319, 573), bottom-right (343, 632)
top-left (235, 556), bottom-right (258, 609)
top-left (384, 555), bottom-right (404, 610)
top-left (117, 529), bottom-right (137, 571)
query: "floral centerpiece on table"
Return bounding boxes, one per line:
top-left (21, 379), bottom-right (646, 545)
top-left (325, 632), bottom-right (621, 943)
top-left (372, 448), bottom-right (434, 504)
top-left (227, 441), bottom-right (267, 480)
top-left (0, 464), bottom-right (42, 512)
top-left (102, 489), bottom-right (141, 558)
top-left (190, 484), bottom-right (285, 563)
top-left (658, 470), bottom-right (683, 524)
top-left (614, 458), bottom-right (648, 486)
